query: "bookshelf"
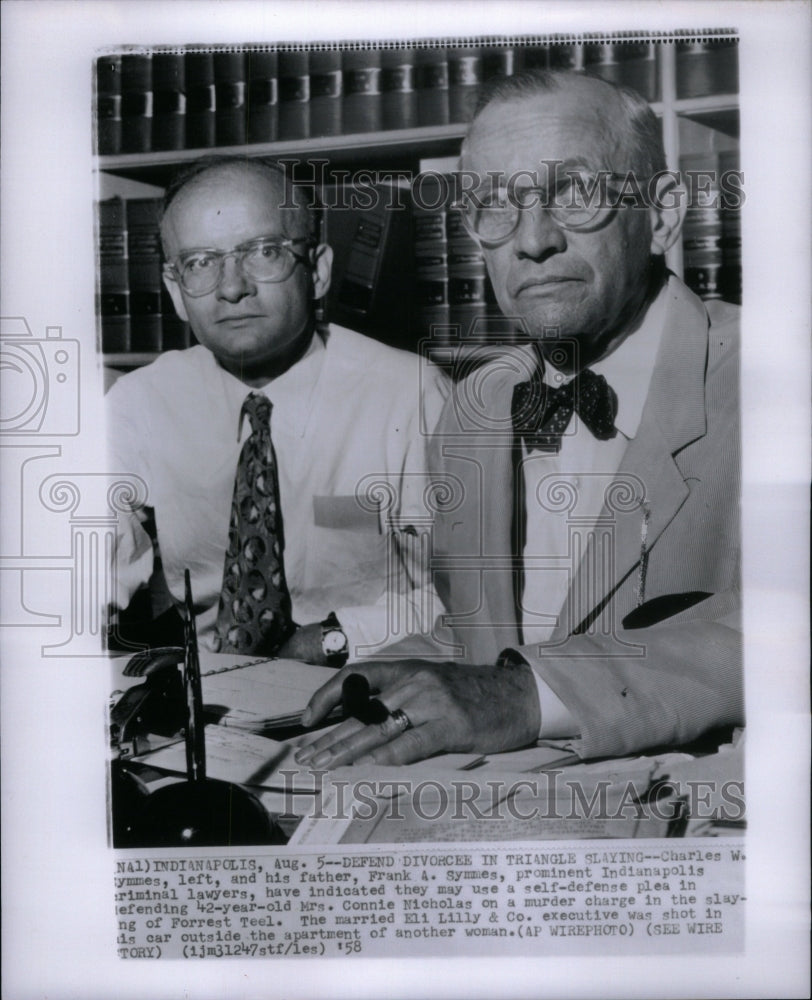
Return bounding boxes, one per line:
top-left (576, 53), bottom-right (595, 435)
top-left (96, 35), bottom-right (740, 367)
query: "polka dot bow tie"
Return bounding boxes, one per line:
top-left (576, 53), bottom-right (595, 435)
top-left (213, 392), bottom-right (295, 654)
top-left (511, 368), bottom-right (618, 453)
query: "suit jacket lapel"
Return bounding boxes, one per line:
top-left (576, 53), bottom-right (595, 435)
top-left (553, 278), bottom-right (711, 638)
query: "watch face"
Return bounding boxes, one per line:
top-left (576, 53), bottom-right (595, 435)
top-left (323, 630), bottom-right (347, 654)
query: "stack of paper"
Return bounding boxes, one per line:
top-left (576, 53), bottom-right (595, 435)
top-left (197, 655), bottom-right (338, 731)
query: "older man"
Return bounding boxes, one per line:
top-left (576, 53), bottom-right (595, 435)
top-left (298, 70), bottom-right (742, 764)
top-left (108, 156), bottom-right (448, 663)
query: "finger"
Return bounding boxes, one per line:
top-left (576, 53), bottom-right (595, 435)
top-left (356, 721), bottom-right (445, 767)
top-left (300, 713), bottom-right (413, 769)
top-left (302, 660), bottom-right (419, 726)
top-left (294, 717), bottom-right (365, 763)
top-left (301, 666), bottom-right (358, 726)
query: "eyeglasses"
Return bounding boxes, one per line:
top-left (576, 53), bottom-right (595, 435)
top-left (164, 236), bottom-right (315, 297)
top-left (455, 170), bottom-right (640, 247)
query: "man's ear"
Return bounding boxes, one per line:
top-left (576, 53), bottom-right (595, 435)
top-left (648, 171), bottom-right (687, 256)
top-left (311, 243), bottom-right (333, 300)
top-left (162, 269), bottom-right (189, 323)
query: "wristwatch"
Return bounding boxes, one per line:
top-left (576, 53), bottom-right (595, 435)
top-left (320, 612), bottom-right (349, 667)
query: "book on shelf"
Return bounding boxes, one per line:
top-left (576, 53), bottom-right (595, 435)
top-left (321, 178), bottom-right (414, 350)
top-left (677, 37), bottom-right (738, 99)
top-left (521, 42), bottom-right (551, 72)
top-left (412, 172), bottom-right (450, 351)
top-left (96, 54), bottom-right (122, 155)
top-left (98, 197), bottom-right (130, 353)
top-left (342, 49), bottom-right (382, 136)
top-left (99, 196), bottom-right (193, 357)
top-left (380, 48), bottom-right (417, 130)
top-left (96, 38), bottom-right (742, 154)
top-left (246, 48), bottom-right (278, 144)
top-left (120, 52), bottom-right (152, 154)
top-left (446, 207), bottom-right (494, 343)
top-left (151, 50), bottom-right (186, 151)
top-left (411, 170), bottom-right (503, 364)
top-left (547, 38), bottom-right (585, 72)
top-left (718, 148), bottom-right (742, 305)
top-left (481, 44), bottom-right (517, 81)
top-left (277, 50), bottom-right (310, 141)
top-left (416, 48), bottom-right (449, 127)
top-left (309, 49), bottom-right (343, 138)
top-left (213, 49), bottom-right (247, 147)
top-left (126, 198), bottom-right (163, 352)
top-left (448, 48), bottom-right (482, 125)
top-left (185, 49), bottom-right (216, 149)
top-left (680, 151), bottom-right (725, 302)
top-left (584, 40), bottom-right (659, 102)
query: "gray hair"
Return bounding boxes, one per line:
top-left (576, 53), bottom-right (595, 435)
top-left (467, 69), bottom-right (667, 179)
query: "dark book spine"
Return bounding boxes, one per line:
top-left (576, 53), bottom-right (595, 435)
top-left (151, 51), bottom-right (186, 151)
top-left (681, 154), bottom-right (724, 301)
top-left (309, 50), bottom-right (343, 138)
top-left (481, 45), bottom-right (517, 81)
top-left (160, 285), bottom-right (192, 350)
top-left (412, 173), bottom-right (450, 352)
top-left (618, 40), bottom-right (659, 102)
top-left (381, 49), bottom-right (416, 130)
top-left (126, 198), bottom-right (163, 352)
top-left (416, 48), bottom-right (449, 126)
top-left (547, 39), bottom-right (585, 72)
top-left (321, 180), bottom-right (413, 347)
top-left (342, 49), bottom-right (382, 135)
top-left (98, 198), bottom-right (131, 353)
top-left (677, 38), bottom-right (739, 99)
top-left (246, 48), bottom-right (278, 143)
top-left (586, 39), bottom-right (659, 101)
top-left (446, 208), bottom-right (489, 341)
top-left (214, 49), bottom-right (247, 146)
top-left (520, 43), bottom-right (550, 72)
top-left (585, 42), bottom-right (622, 86)
top-left (185, 50), bottom-right (216, 148)
top-left (718, 149), bottom-right (742, 304)
top-left (120, 53), bottom-right (152, 153)
top-left (96, 54), bottom-right (122, 155)
top-left (448, 48), bottom-right (482, 124)
top-left (278, 50), bottom-right (310, 140)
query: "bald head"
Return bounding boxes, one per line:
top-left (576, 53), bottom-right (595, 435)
top-left (160, 157), bottom-right (314, 258)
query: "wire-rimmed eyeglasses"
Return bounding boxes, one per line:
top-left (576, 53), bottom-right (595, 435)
top-left (164, 236), bottom-right (315, 297)
top-left (454, 170), bottom-right (642, 247)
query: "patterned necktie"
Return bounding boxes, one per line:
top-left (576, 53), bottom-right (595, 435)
top-left (213, 392), bottom-right (294, 654)
top-left (511, 367), bottom-right (618, 453)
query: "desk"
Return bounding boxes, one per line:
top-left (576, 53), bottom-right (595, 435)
top-left (110, 649), bottom-right (744, 846)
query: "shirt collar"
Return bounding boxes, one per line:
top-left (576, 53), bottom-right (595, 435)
top-left (208, 330), bottom-right (327, 442)
top-left (543, 278), bottom-right (669, 440)
top-left (260, 329), bottom-right (325, 438)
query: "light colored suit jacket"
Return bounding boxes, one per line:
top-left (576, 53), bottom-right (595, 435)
top-left (426, 277), bottom-right (742, 758)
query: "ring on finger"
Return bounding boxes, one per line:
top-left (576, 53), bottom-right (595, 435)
top-left (388, 707), bottom-right (412, 734)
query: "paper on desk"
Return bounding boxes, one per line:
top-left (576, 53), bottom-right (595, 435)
top-left (201, 657), bottom-right (338, 729)
top-left (110, 652), bottom-right (336, 728)
top-left (133, 727), bottom-right (325, 792)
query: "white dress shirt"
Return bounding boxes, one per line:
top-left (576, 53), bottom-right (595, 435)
top-left (520, 288), bottom-right (667, 735)
top-left (108, 324), bottom-right (449, 657)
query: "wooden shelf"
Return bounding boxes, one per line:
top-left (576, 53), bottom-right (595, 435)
top-left (96, 123), bottom-right (470, 182)
top-left (674, 93), bottom-right (738, 115)
top-left (103, 352), bottom-right (160, 368)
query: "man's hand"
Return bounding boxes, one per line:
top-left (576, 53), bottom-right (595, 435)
top-left (294, 659), bottom-right (541, 768)
top-left (275, 623), bottom-right (325, 664)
